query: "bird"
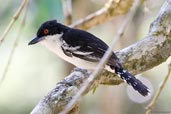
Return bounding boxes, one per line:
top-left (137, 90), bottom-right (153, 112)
top-left (28, 20), bottom-right (150, 96)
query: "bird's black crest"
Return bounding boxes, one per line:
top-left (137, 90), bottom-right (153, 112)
top-left (36, 20), bottom-right (69, 37)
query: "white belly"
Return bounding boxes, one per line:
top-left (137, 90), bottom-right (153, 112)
top-left (40, 35), bottom-right (115, 73)
top-left (40, 35), bottom-right (98, 70)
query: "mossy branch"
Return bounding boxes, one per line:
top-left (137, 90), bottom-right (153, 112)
top-left (30, 0), bottom-right (171, 114)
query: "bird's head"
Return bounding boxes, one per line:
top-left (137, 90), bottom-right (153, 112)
top-left (28, 20), bottom-right (68, 45)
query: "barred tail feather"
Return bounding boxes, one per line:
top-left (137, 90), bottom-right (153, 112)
top-left (114, 67), bottom-right (150, 96)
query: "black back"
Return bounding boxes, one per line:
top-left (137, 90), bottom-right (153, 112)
top-left (62, 28), bottom-right (121, 68)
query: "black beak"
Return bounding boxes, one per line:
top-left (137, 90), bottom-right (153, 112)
top-left (28, 37), bottom-right (44, 45)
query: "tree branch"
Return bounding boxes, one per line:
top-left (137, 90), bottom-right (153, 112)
top-left (30, 0), bottom-right (171, 114)
top-left (70, 0), bottom-right (136, 29)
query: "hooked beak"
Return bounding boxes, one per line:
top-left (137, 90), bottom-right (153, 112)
top-left (28, 37), bottom-right (44, 45)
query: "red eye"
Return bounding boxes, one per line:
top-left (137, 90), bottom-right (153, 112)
top-left (44, 29), bottom-right (49, 34)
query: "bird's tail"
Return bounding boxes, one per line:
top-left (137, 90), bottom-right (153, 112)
top-left (113, 67), bottom-right (150, 96)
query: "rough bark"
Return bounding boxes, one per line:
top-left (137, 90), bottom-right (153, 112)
top-left (30, 0), bottom-right (171, 114)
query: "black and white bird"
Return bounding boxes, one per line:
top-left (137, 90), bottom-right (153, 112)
top-left (28, 20), bottom-right (150, 96)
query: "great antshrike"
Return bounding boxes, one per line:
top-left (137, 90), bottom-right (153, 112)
top-left (28, 20), bottom-right (150, 96)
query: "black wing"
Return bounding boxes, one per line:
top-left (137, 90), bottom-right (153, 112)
top-left (61, 28), bottom-right (119, 65)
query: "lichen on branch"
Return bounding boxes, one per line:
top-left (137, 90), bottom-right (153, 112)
top-left (30, 0), bottom-right (171, 114)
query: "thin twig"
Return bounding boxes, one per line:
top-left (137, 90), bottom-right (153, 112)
top-left (60, 0), bottom-right (141, 113)
top-left (62, 0), bottom-right (72, 25)
top-left (0, 0), bottom-right (30, 87)
top-left (62, 0), bottom-right (75, 76)
top-left (146, 61), bottom-right (171, 114)
top-left (0, 0), bottom-right (27, 46)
